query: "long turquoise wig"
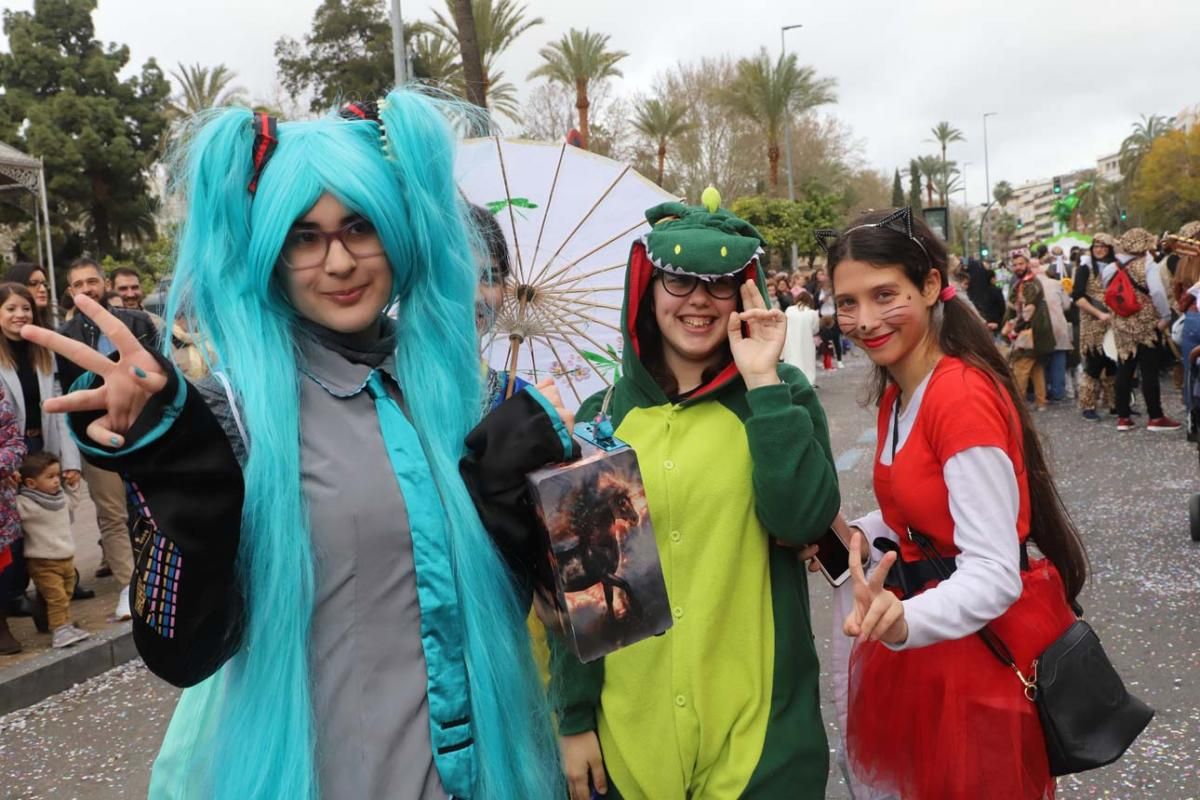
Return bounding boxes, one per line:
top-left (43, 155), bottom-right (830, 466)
top-left (151, 89), bottom-right (559, 799)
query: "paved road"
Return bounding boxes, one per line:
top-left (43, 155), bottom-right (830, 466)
top-left (2, 355), bottom-right (1197, 799)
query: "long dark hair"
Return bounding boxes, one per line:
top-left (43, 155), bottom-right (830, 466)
top-left (0, 283), bottom-right (53, 374)
top-left (827, 209), bottom-right (1088, 601)
top-left (4, 262), bottom-right (50, 326)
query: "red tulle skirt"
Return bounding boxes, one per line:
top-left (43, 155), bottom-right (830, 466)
top-left (847, 559), bottom-right (1077, 800)
top-left (0, 544), bottom-right (11, 573)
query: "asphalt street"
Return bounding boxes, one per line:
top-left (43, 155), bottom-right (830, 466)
top-left (1, 354), bottom-right (1197, 799)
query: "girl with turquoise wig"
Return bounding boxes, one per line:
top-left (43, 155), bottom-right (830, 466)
top-left (24, 89), bottom-right (575, 799)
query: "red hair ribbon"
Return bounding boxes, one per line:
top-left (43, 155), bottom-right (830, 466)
top-left (247, 112), bottom-right (279, 195)
top-left (940, 285), bottom-right (957, 302)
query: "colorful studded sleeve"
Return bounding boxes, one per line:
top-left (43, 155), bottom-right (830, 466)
top-left (0, 386), bottom-right (27, 551)
top-left (65, 355), bottom-right (245, 688)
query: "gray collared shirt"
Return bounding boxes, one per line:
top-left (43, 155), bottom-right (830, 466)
top-left (299, 338), bottom-right (446, 800)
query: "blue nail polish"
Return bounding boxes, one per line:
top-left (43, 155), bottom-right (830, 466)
top-left (134, 367), bottom-right (147, 379)
top-left (109, 437), bottom-right (120, 447)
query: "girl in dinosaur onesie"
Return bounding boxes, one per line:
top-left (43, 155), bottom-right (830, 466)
top-left (550, 197), bottom-right (841, 800)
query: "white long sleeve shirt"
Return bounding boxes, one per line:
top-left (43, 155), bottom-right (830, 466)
top-left (850, 370), bottom-right (1023, 650)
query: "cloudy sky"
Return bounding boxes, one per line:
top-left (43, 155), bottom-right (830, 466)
top-left (5, 0), bottom-right (1198, 207)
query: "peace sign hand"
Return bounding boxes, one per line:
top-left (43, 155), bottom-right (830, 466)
top-left (21, 294), bottom-right (169, 449)
top-left (729, 279), bottom-right (787, 390)
top-left (842, 531), bottom-right (908, 645)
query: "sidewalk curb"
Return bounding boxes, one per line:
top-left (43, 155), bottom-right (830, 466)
top-left (0, 623), bottom-right (136, 716)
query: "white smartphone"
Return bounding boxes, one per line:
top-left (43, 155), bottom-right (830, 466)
top-left (813, 525), bottom-right (852, 587)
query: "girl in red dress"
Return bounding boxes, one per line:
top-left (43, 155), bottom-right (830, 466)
top-left (822, 209), bottom-right (1088, 799)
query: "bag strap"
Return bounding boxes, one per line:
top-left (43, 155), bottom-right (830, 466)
top-left (1115, 263), bottom-right (1151, 296)
top-left (890, 397), bottom-right (1039, 699)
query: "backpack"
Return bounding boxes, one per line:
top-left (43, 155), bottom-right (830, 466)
top-left (1104, 264), bottom-right (1149, 318)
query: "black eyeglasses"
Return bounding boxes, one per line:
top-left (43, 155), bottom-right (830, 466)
top-left (656, 269), bottom-right (741, 300)
top-left (281, 218), bottom-right (385, 270)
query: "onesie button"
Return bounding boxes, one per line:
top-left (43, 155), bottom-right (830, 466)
top-left (670, 530), bottom-right (681, 543)
top-left (672, 606), bottom-right (684, 619)
top-left (664, 459), bottom-right (675, 470)
top-left (674, 694), bottom-right (687, 708)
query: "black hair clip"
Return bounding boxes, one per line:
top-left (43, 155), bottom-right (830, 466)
top-left (339, 100), bottom-right (390, 159)
top-left (339, 100), bottom-right (381, 123)
top-left (816, 207), bottom-right (931, 265)
top-left (814, 229), bottom-right (839, 256)
top-left (248, 112), bottom-right (279, 195)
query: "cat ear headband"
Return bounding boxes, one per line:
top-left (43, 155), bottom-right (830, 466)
top-left (247, 100), bottom-right (389, 195)
top-left (813, 207), bottom-right (932, 267)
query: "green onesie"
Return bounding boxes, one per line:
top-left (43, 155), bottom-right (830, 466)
top-left (549, 199), bottom-right (840, 799)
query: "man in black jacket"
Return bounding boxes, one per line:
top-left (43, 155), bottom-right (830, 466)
top-left (58, 258), bottom-right (161, 621)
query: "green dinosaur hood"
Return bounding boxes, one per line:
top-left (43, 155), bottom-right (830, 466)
top-left (618, 201), bottom-right (771, 406)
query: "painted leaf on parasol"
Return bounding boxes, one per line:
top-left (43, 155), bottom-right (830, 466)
top-left (456, 137), bottom-right (676, 410)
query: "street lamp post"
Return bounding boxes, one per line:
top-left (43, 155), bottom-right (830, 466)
top-left (982, 112), bottom-right (997, 258)
top-left (390, 0), bottom-right (409, 84)
top-left (956, 162), bottom-right (972, 255)
top-left (781, 23), bottom-right (802, 268)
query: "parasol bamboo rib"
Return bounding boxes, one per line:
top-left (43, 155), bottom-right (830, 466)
top-left (536, 219), bottom-right (647, 288)
top-left (528, 143), bottom-right (568, 278)
top-left (526, 165), bottom-right (632, 288)
top-left (532, 301), bottom-right (622, 370)
top-left (544, 261), bottom-right (627, 290)
top-left (493, 137), bottom-right (526, 282)
top-left (536, 324), bottom-right (586, 404)
top-left (527, 303), bottom-right (613, 393)
top-left (538, 284), bottom-right (626, 296)
top-left (535, 295), bottom-right (625, 330)
top-left (538, 296), bottom-right (624, 313)
top-left (536, 300), bottom-right (623, 335)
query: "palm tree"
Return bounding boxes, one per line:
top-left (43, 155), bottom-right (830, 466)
top-left (931, 163), bottom-right (962, 206)
top-left (528, 29), bottom-right (628, 150)
top-left (430, 0), bottom-right (541, 111)
top-left (928, 121), bottom-right (965, 204)
top-left (168, 63), bottom-right (248, 116)
top-left (915, 155), bottom-right (944, 207)
top-left (409, 31), bottom-right (464, 85)
top-left (1120, 113), bottom-right (1176, 183)
top-left (992, 180), bottom-right (1014, 207)
top-left (722, 48), bottom-right (837, 193)
top-left (632, 98), bottom-right (695, 186)
top-left (448, 0), bottom-right (486, 107)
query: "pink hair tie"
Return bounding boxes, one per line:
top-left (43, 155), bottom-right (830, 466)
top-left (940, 285), bottom-right (957, 302)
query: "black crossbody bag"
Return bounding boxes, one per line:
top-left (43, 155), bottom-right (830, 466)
top-left (883, 399), bottom-right (1154, 776)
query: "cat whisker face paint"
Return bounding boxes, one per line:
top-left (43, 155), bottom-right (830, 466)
top-left (833, 260), bottom-right (935, 367)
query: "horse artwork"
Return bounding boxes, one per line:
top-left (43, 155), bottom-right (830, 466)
top-left (527, 442), bottom-right (672, 663)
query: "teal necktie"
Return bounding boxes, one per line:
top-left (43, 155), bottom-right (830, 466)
top-left (365, 370), bottom-right (476, 797)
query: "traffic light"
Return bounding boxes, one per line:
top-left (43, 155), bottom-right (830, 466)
top-left (1053, 177), bottom-right (1062, 195)
top-left (981, 246), bottom-right (990, 258)
top-left (1120, 208), bottom-right (1128, 222)
top-left (1016, 218), bottom-right (1023, 229)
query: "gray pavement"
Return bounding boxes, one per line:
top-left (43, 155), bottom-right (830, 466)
top-left (1, 353), bottom-right (1197, 798)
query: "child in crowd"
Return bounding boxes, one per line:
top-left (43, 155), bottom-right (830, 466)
top-left (17, 451), bottom-right (88, 648)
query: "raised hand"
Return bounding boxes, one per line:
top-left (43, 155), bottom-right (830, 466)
top-left (21, 294), bottom-right (168, 448)
top-left (842, 531), bottom-right (907, 645)
top-left (729, 279), bottom-right (787, 390)
top-left (533, 378), bottom-right (575, 432)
